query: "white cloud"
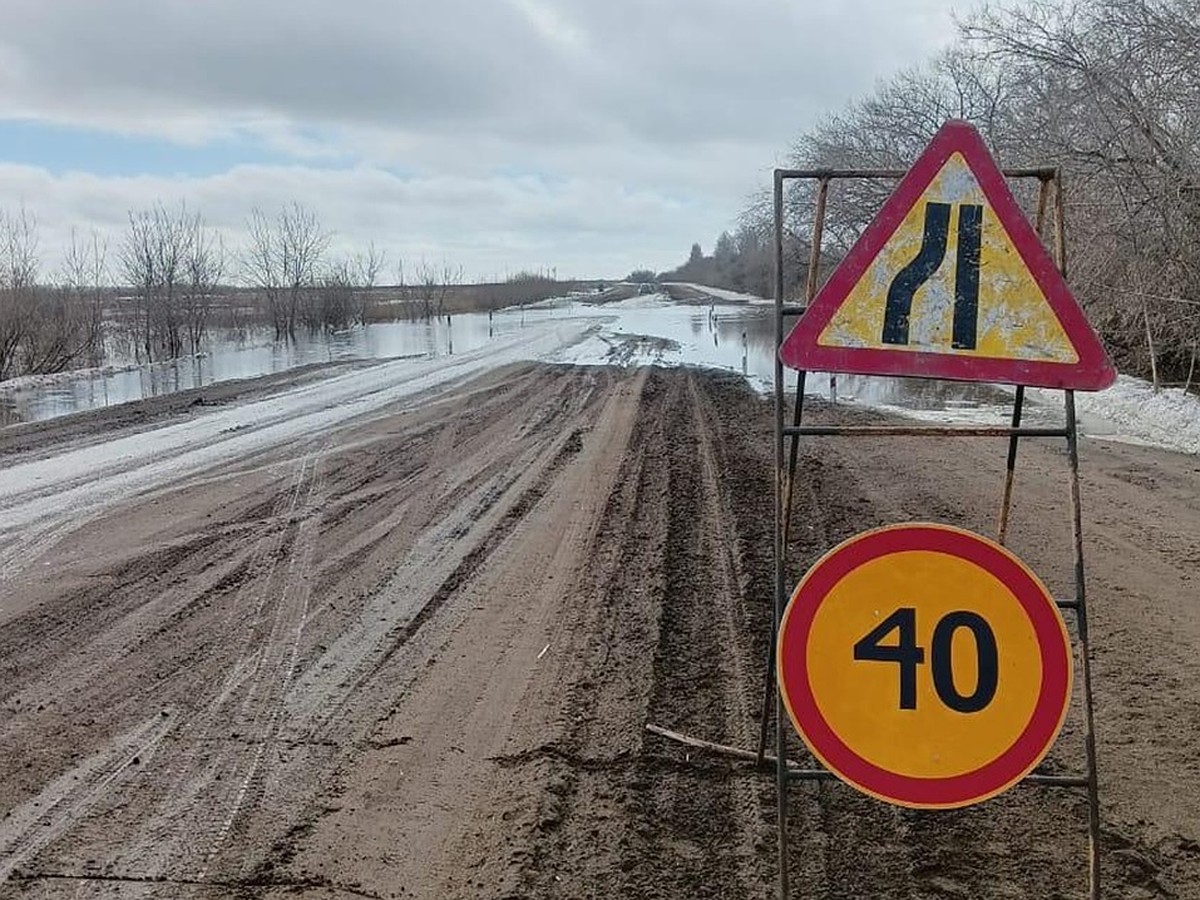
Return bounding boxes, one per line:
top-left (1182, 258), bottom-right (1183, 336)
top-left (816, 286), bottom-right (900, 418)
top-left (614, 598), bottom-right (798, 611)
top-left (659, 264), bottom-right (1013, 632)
top-left (0, 162), bottom-right (692, 280)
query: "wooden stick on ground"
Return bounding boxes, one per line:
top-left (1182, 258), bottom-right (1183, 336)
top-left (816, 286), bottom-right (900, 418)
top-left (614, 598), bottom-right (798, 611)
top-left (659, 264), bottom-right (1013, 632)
top-left (646, 723), bottom-right (804, 771)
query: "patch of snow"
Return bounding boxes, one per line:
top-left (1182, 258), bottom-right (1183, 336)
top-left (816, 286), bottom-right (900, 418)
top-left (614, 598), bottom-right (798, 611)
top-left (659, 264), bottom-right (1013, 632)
top-left (665, 282), bottom-right (766, 303)
top-left (1030, 375), bottom-right (1200, 454)
top-left (0, 361), bottom-right (152, 394)
top-left (549, 326), bottom-right (613, 367)
top-left (520, 294), bottom-right (578, 310)
top-left (601, 293), bottom-right (676, 310)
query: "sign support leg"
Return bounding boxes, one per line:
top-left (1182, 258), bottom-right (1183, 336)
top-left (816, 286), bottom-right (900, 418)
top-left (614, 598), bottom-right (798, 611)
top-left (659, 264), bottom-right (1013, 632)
top-left (996, 385), bottom-right (1024, 544)
top-left (769, 176), bottom-right (828, 896)
top-left (759, 372), bottom-right (808, 764)
top-left (771, 170), bottom-right (791, 900)
top-left (1065, 389), bottom-right (1103, 900)
top-left (1053, 170), bottom-right (1102, 900)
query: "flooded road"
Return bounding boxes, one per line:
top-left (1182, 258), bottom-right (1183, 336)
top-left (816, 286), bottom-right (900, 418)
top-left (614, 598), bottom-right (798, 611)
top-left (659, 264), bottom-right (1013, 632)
top-left (0, 292), bottom-right (1044, 428)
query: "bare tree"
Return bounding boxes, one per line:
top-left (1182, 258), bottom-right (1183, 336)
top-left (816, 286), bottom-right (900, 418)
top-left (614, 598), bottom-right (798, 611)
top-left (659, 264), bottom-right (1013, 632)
top-left (0, 212), bottom-right (106, 380)
top-left (243, 202), bottom-right (329, 340)
top-left (122, 209), bottom-right (155, 362)
top-left (414, 259), bottom-right (463, 320)
top-left (352, 241), bottom-right (385, 289)
top-left (394, 258), bottom-right (421, 320)
top-left (244, 207), bottom-right (285, 338)
top-left (0, 207), bottom-right (39, 379)
top-left (350, 241), bottom-right (385, 324)
top-left (305, 243), bottom-right (387, 332)
top-left (120, 203), bottom-right (194, 362)
top-left (62, 228), bottom-right (109, 367)
top-left (963, 0), bottom-right (1200, 385)
top-left (31, 228), bottom-right (110, 372)
top-left (736, 0), bottom-right (1200, 384)
top-left (180, 215), bottom-right (225, 355)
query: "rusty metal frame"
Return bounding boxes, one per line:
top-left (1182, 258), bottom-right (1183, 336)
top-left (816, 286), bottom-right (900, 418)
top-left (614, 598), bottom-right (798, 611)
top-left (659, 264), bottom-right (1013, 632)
top-left (765, 165), bottom-right (1103, 900)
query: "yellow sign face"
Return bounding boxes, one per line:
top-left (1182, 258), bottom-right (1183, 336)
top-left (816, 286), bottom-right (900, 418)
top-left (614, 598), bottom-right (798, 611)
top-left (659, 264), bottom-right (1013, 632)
top-left (817, 152), bottom-right (1076, 364)
top-left (777, 524), bottom-right (1072, 809)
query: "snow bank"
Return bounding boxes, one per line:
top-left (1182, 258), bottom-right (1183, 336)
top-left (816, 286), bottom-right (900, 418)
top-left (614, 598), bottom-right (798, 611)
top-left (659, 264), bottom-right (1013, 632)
top-left (1032, 376), bottom-right (1200, 455)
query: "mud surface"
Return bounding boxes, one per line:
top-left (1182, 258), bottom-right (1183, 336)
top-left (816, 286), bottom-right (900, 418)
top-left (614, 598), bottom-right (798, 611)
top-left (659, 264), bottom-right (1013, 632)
top-left (1, 363), bottom-right (1197, 898)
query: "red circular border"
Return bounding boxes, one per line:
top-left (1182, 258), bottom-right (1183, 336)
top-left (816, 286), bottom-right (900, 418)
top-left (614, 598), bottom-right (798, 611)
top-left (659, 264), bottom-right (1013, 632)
top-left (778, 524), bottom-right (1072, 808)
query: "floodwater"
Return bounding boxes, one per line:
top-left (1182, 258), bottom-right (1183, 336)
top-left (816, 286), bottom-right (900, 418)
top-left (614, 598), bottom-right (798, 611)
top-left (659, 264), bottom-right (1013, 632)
top-left (0, 294), bottom-right (1040, 427)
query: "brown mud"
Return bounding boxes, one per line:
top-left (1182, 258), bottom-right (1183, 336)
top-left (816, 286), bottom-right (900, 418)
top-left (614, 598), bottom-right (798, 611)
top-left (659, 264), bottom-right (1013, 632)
top-left (0, 363), bottom-right (1197, 899)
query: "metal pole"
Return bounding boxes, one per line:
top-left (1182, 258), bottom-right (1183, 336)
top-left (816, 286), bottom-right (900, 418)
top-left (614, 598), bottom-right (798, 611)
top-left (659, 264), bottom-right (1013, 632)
top-left (1034, 175), bottom-right (1051, 237)
top-left (785, 179), bottom-right (828, 568)
top-left (1053, 169), bottom-right (1101, 900)
top-left (1065, 390), bottom-right (1102, 900)
top-left (774, 165), bottom-right (1057, 180)
top-left (758, 368), bottom-right (805, 766)
top-left (761, 178), bottom-right (828, 765)
top-left (996, 385), bottom-right (1024, 545)
top-left (997, 178), bottom-right (1050, 545)
top-left (772, 170), bottom-right (790, 899)
top-left (1053, 171), bottom-right (1068, 281)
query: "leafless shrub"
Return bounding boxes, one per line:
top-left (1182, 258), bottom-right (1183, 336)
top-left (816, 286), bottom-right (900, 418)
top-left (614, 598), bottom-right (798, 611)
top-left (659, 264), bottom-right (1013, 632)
top-left (414, 260), bottom-right (464, 321)
top-left (0, 211), bottom-right (105, 380)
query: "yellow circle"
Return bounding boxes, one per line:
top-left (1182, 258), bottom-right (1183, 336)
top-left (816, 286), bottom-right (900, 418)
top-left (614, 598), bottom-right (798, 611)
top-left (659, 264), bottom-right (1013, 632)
top-left (807, 549), bottom-right (1043, 779)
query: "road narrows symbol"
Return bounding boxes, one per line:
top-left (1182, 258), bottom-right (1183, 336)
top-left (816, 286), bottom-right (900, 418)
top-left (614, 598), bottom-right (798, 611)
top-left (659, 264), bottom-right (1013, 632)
top-left (881, 201), bottom-right (984, 350)
top-left (882, 202), bottom-right (951, 347)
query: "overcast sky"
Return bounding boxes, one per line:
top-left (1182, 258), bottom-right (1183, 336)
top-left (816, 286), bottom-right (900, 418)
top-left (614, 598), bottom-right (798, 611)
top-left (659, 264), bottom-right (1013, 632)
top-left (0, 1), bottom-right (974, 281)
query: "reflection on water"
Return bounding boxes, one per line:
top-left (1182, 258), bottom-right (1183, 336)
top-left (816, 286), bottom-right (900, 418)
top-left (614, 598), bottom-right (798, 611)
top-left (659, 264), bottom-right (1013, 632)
top-left (0, 295), bottom-right (1037, 427)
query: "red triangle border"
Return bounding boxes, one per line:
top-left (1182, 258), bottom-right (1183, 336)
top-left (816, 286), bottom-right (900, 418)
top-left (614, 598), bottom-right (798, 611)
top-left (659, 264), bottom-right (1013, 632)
top-left (779, 120), bottom-right (1115, 391)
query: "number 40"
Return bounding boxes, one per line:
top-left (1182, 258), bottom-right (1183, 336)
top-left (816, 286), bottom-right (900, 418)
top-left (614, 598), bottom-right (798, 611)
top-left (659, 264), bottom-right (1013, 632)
top-left (853, 608), bottom-right (999, 713)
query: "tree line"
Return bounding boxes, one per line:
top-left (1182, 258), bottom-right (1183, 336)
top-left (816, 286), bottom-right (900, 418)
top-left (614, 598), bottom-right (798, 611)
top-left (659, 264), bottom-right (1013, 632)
top-left (0, 210), bottom-right (106, 381)
top-left (658, 230), bottom-right (787, 300)
top-left (0, 201), bottom-right (488, 382)
top-left (670, 0), bottom-right (1200, 388)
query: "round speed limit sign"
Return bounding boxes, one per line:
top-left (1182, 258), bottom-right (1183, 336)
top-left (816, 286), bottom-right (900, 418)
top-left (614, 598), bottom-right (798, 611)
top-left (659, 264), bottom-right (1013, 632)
top-left (778, 523), bottom-right (1072, 809)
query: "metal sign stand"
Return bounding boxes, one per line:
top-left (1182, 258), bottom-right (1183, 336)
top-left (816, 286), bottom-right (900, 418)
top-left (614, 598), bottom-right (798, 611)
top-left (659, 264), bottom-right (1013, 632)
top-left (765, 166), bottom-right (1102, 900)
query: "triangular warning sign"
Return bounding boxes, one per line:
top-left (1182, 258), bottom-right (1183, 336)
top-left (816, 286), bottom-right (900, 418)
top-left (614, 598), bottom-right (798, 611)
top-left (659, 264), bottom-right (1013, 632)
top-left (780, 120), bottom-right (1115, 390)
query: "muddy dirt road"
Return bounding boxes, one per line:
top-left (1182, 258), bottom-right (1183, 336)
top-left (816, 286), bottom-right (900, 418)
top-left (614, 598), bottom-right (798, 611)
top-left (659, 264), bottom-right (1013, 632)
top-left (0, 362), bottom-right (1197, 899)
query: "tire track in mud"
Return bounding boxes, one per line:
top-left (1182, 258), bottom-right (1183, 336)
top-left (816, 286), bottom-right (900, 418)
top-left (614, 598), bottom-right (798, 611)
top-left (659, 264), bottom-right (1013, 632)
top-left (0, 364), bottom-right (624, 895)
top-left (0, 713), bottom-right (177, 884)
top-left (2, 445), bottom-right (334, 890)
top-left (500, 369), bottom-right (774, 899)
top-left (282, 368), bottom-right (607, 746)
top-left (628, 371), bottom-right (768, 895)
top-left (163, 446), bottom-right (331, 885)
top-left (498, 370), bottom-right (670, 898)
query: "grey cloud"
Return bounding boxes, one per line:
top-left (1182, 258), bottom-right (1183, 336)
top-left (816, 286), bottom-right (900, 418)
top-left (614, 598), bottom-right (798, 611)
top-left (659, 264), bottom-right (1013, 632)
top-left (0, 0), bottom-right (963, 143)
top-left (0, 0), bottom-right (974, 276)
